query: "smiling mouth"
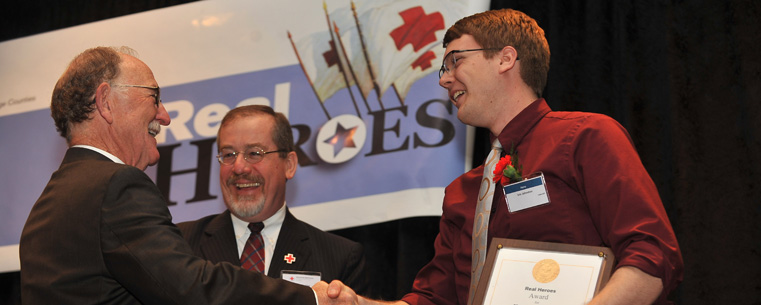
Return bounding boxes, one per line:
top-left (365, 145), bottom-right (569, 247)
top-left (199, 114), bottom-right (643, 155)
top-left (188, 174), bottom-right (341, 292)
top-left (453, 90), bottom-right (466, 102)
top-left (235, 182), bottom-right (261, 189)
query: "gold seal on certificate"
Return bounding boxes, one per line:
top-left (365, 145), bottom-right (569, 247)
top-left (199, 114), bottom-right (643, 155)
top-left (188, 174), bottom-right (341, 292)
top-left (532, 259), bottom-right (560, 283)
top-left (472, 239), bottom-right (615, 305)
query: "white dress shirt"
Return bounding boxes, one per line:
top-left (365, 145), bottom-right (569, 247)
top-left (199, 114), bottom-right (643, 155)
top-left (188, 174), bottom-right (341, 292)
top-left (230, 202), bottom-right (286, 276)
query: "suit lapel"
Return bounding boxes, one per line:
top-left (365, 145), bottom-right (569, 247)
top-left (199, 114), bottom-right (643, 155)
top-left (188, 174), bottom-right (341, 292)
top-left (269, 208), bottom-right (312, 278)
top-left (199, 211), bottom-right (241, 266)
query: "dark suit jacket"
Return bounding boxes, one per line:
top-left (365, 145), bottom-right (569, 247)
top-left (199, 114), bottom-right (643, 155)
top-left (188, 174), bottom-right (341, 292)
top-left (19, 148), bottom-right (315, 304)
top-left (177, 209), bottom-right (370, 295)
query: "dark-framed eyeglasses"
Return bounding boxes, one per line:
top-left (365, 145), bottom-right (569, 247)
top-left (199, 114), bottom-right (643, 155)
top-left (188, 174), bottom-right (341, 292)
top-left (216, 148), bottom-right (286, 165)
top-left (113, 84), bottom-right (161, 107)
top-left (438, 48), bottom-right (505, 79)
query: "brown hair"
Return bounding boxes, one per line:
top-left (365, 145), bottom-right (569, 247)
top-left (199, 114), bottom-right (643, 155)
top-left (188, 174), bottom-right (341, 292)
top-left (51, 46), bottom-right (137, 142)
top-left (218, 105), bottom-right (295, 158)
top-left (443, 9), bottom-right (550, 97)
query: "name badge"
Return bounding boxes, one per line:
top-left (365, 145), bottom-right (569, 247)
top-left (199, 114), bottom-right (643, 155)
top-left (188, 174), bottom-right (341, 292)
top-left (503, 172), bottom-right (550, 213)
top-left (281, 270), bottom-right (321, 287)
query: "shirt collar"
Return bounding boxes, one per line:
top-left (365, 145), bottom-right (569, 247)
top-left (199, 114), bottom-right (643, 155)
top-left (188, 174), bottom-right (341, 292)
top-left (494, 98), bottom-right (552, 148)
top-left (72, 145), bottom-right (124, 164)
top-left (230, 202), bottom-right (287, 238)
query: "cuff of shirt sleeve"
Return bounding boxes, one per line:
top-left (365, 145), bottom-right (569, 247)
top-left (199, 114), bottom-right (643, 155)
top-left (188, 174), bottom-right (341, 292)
top-left (616, 239), bottom-right (683, 301)
top-left (617, 240), bottom-right (665, 279)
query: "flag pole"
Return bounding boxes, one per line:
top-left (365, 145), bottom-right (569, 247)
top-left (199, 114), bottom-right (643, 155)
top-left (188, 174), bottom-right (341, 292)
top-left (351, 0), bottom-right (385, 110)
top-left (392, 84), bottom-right (405, 106)
top-left (287, 30), bottom-right (331, 120)
top-left (333, 21), bottom-right (372, 113)
top-left (324, 1), bottom-right (362, 118)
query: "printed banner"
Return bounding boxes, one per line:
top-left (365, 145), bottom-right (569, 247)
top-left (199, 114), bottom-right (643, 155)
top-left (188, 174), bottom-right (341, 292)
top-left (0, 0), bottom-right (490, 271)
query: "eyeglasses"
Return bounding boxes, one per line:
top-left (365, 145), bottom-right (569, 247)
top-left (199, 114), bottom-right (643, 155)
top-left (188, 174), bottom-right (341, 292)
top-left (438, 48), bottom-right (504, 79)
top-left (216, 147), bottom-right (286, 165)
top-left (113, 84), bottom-right (161, 107)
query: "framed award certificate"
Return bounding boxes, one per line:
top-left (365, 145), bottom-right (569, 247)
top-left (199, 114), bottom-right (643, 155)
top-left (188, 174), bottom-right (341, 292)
top-left (472, 238), bottom-right (615, 305)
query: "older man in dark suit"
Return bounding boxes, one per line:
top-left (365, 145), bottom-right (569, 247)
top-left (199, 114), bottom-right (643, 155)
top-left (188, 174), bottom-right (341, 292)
top-left (19, 46), bottom-right (357, 304)
top-left (177, 105), bottom-right (369, 295)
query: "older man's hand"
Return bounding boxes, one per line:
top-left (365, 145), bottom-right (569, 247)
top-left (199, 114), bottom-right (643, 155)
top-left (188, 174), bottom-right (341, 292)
top-left (313, 280), bottom-right (359, 305)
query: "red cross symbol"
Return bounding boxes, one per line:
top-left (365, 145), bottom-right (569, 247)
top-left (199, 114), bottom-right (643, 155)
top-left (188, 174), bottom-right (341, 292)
top-left (284, 253), bottom-right (296, 264)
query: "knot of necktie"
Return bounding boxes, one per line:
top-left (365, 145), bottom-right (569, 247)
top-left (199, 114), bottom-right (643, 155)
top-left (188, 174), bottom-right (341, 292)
top-left (248, 222), bottom-right (264, 233)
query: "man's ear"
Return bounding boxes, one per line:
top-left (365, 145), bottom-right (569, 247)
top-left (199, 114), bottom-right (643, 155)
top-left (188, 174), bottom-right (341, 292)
top-left (498, 46), bottom-right (519, 74)
top-left (94, 82), bottom-right (114, 124)
top-left (285, 151), bottom-right (298, 180)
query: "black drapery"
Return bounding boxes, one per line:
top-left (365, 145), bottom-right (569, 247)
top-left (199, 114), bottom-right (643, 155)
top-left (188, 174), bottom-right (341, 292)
top-left (1, 1), bottom-right (759, 304)
top-left (483, 1), bottom-right (761, 304)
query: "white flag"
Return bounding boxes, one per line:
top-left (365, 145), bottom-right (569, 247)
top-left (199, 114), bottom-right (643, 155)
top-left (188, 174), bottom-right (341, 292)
top-left (293, 30), bottom-right (353, 103)
top-left (295, 0), bottom-right (467, 103)
top-left (344, 0), bottom-right (467, 99)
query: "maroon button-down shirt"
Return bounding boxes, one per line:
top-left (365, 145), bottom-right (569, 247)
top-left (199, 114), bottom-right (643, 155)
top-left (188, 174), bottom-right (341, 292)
top-left (402, 99), bottom-right (683, 305)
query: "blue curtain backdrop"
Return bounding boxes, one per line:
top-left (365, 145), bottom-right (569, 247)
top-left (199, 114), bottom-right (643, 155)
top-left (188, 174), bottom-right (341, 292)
top-left (2, 0), bottom-right (759, 304)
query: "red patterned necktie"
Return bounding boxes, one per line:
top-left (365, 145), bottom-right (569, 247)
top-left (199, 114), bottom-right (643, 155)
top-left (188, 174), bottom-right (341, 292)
top-left (240, 222), bottom-right (265, 273)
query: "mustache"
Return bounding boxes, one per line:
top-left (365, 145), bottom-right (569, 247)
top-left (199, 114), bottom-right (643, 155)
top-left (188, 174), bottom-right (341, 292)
top-left (227, 175), bottom-right (264, 185)
top-left (148, 120), bottom-right (161, 136)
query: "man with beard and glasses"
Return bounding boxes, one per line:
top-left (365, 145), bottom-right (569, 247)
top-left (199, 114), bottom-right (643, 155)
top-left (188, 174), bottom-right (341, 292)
top-left (177, 105), bottom-right (369, 296)
top-left (20, 46), bottom-right (359, 305)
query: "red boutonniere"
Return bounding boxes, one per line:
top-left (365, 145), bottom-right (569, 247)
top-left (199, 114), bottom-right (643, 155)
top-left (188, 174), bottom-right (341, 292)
top-left (493, 149), bottom-right (522, 185)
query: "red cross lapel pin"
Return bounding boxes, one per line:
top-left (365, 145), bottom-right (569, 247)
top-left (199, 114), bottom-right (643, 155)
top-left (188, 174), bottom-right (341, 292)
top-left (284, 253), bottom-right (296, 264)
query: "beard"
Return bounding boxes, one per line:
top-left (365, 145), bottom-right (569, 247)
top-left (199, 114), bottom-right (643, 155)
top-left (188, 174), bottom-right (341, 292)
top-left (223, 173), bottom-right (268, 219)
top-left (227, 193), bottom-right (265, 219)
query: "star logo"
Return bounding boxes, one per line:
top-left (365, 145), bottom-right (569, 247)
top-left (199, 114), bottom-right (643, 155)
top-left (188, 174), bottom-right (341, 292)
top-left (316, 114), bottom-right (367, 164)
top-left (324, 122), bottom-right (358, 157)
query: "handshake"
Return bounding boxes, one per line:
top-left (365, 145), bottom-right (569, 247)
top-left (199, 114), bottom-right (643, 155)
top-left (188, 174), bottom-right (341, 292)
top-left (313, 280), bottom-right (401, 305)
